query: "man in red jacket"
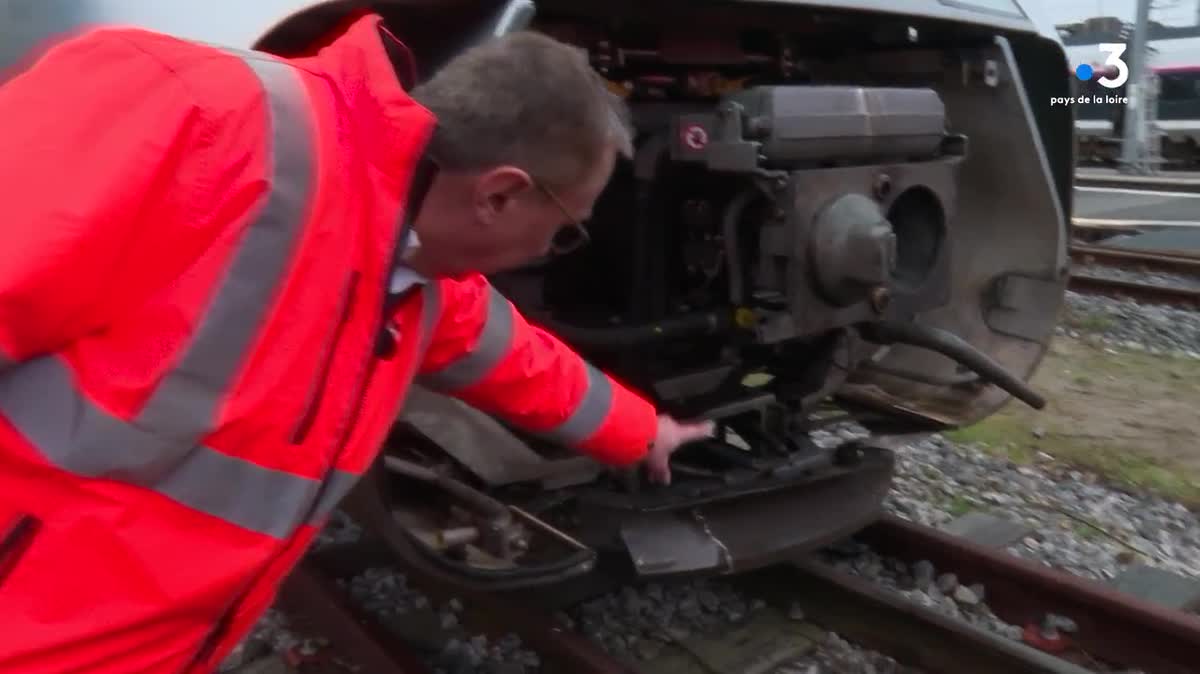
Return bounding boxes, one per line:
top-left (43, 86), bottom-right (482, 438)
top-left (0, 12), bottom-right (712, 673)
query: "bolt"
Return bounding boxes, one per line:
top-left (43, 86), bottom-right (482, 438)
top-left (874, 173), bottom-right (892, 200)
top-left (984, 60), bottom-right (999, 85)
top-left (870, 286), bottom-right (891, 313)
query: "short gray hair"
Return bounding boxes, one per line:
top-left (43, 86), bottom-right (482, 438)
top-left (410, 31), bottom-right (633, 190)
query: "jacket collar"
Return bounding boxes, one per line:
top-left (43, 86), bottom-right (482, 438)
top-left (304, 13), bottom-right (436, 187)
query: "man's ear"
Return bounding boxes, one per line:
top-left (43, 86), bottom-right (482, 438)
top-left (473, 166), bottom-right (534, 224)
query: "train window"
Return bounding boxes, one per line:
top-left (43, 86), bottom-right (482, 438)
top-left (1158, 72), bottom-right (1200, 101)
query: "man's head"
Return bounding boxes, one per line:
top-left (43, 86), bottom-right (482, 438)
top-left (405, 31), bottom-right (633, 277)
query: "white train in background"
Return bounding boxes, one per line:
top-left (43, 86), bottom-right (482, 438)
top-left (1066, 31), bottom-right (1200, 165)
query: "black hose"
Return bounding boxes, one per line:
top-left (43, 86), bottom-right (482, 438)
top-left (857, 321), bottom-right (1046, 410)
top-left (540, 311), bottom-right (733, 350)
top-left (631, 135), bottom-right (668, 321)
top-left (723, 187), bottom-right (766, 306)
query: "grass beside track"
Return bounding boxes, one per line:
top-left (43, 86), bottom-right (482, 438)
top-left (945, 337), bottom-right (1200, 509)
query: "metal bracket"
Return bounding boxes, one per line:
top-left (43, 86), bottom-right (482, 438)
top-left (984, 273), bottom-right (1064, 343)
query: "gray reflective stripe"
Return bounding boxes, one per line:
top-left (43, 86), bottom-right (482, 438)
top-left (305, 468), bottom-right (361, 524)
top-left (0, 351), bottom-right (13, 372)
top-left (0, 356), bottom-right (319, 538)
top-left (421, 286), bottom-right (513, 390)
top-left (417, 281), bottom-right (443, 360)
top-left (535, 362), bottom-right (613, 446)
top-left (160, 443), bottom-right (321, 539)
top-left (0, 357), bottom-right (187, 482)
top-left (135, 52), bottom-right (314, 441)
top-left (389, 266), bottom-right (427, 295)
top-left (0, 52), bottom-right (326, 540)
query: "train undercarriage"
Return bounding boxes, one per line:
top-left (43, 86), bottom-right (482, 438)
top-left (2, 0), bottom-right (1072, 592)
top-left (300, 0), bottom-right (1073, 593)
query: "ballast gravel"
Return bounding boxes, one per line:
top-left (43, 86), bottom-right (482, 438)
top-left (562, 576), bottom-right (920, 673)
top-left (882, 431), bottom-right (1200, 583)
top-left (224, 516), bottom-right (542, 673)
top-left (342, 566), bottom-right (542, 674)
top-left (1074, 263), bottom-right (1200, 292)
top-left (1062, 290), bottom-right (1200, 356)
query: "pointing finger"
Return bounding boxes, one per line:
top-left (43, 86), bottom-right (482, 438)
top-left (683, 420), bottom-right (715, 440)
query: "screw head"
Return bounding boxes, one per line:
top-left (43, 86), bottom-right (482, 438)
top-left (870, 286), bottom-right (892, 313)
top-left (874, 173), bottom-right (892, 200)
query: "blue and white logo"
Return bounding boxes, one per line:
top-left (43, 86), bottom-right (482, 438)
top-left (1077, 43), bottom-right (1130, 89)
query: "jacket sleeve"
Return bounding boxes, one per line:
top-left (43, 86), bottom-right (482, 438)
top-left (416, 273), bottom-right (659, 467)
top-left (0, 30), bottom-right (221, 370)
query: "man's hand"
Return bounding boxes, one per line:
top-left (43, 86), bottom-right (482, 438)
top-left (645, 415), bottom-right (716, 485)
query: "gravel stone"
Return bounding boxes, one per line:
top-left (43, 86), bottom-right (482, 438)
top-left (912, 560), bottom-right (936, 592)
top-left (818, 542), bottom-right (1021, 643)
top-left (952, 585), bottom-right (980, 606)
top-left (219, 608), bottom-right (322, 672)
top-left (1061, 290), bottom-right (1200, 355)
top-left (777, 632), bottom-right (923, 674)
top-left (228, 565), bottom-right (542, 674)
top-left (568, 576), bottom-right (919, 671)
top-left (880, 430), bottom-right (1200, 583)
top-left (1075, 264), bottom-right (1200, 292)
top-left (312, 508), bottom-right (363, 550)
top-left (935, 573), bottom-right (958, 595)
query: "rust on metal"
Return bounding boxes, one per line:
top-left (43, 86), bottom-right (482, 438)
top-left (277, 561), bottom-right (435, 673)
top-left (1067, 273), bottom-right (1200, 309)
top-left (731, 560), bottom-right (1093, 674)
top-left (1069, 242), bottom-right (1200, 275)
top-left (858, 514), bottom-right (1200, 674)
top-left (342, 467), bottom-right (635, 674)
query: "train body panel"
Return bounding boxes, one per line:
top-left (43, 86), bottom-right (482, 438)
top-left (3, 0), bottom-right (1071, 589)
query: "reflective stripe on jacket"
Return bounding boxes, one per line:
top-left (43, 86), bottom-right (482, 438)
top-left (0, 14), bottom-right (657, 673)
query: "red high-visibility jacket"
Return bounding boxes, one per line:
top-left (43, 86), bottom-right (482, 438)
top-left (0, 14), bottom-right (657, 673)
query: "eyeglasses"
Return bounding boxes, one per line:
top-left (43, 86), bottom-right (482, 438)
top-left (425, 152), bottom-right (592, 256)
top-left (533, 179), bottom-right (592, 255)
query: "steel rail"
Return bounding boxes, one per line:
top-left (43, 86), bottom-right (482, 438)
top-left (276, 561), bottom-right (436, 673)
top-left (1070, 243), bottom-right (1200, 274)
top-left (1075, 173), bottom-right (1200, 194)
top-left (1067, 273), bottom-right (1200, 309)
top-left (732, 559), bottom-right (1095, 674)
top-left (855, 514), bottom-right (1200, 674)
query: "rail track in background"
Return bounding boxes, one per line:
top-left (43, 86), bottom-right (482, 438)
top-left (267, 462), bottom-right (1200, 674)
top-left (1075, 171), bottom-right (1200, 195)
top-left (1068, 242), bottom-right (1200, 310)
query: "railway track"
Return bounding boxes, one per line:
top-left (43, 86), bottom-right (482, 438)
top-left (1068, 242), bottom-right (1200, 309)
top-left (1075, 172), bottom-right (1200, 195)
top-left (261, 464), bottom-right (1200, 674)
top-left (1067, 274), bottom-right (1200, 309)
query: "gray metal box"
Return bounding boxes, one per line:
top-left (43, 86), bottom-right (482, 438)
top-left (726, 85), bottom-right (946, 163)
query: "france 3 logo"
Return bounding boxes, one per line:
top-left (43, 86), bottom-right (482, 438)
top-left (1075, 43), bottom-right (1130, 89)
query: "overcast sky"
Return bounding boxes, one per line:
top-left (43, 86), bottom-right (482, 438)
top-left (1039, 0), bottom-right (1200, 26)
